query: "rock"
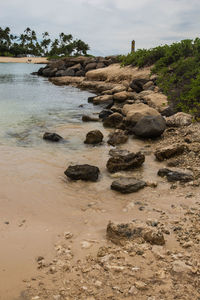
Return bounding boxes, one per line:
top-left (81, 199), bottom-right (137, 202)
top-left (96, 62), bottom-right (105, 69)
top-left (85, 62), bottom-right (97, 72)
top-left (143, 81), bottom-right (155, 90)
top-left (157, 168), bottom-right (194, 182)
top-left (111, 85), bottom-right (127, 94)
top-left (134, 281), bottom-right (148, 290)
top-left (107, 221), bottom-right (165, 246)
top-left (172, 260), bottom-right (192, 274)
top-left (133, 115), bottom-right (166, 138)
top-left (123, 103), bottom-right (160, 125)
top-left (107, 129), bottom-right (128, 146)
top-left (84, 130), bottom-right (103, 144)
top-left (68, 63), bottom-right (82, 72)
top-left (130, 79), bottom-right (147, 93)
top-left (109, 149), bottom-right (131, 157)
top-left (56, 69), bottom-right (75, 77)
top-left (111, 178), bottom-right (146, 193)
top-left (76, 70), bottom-right (85, 77)
top-left (99, 109), bottom-right (113, 120)
top-left (65, 164), bottom-right (100, 181)
top-left (43, 132), bottom-right (63, 142)
top-left (161, 106), bottom-right (175, 117)
top-left (113, 91), bottom-right (135, 103)
top-left (82, 115), bottom-right (99, 122)
top-left (103, 112), bottom-right (123, 128)
top-left (139, 91), bottom-right (168, 111)
top-left (166, 112), bottom-right (192, 127)
top-left (93, 94), bottom-right (113, 105)
top-left (154, 144), bottom-right (186, 161)
top-left (106, 151), bottom-right (145, 173)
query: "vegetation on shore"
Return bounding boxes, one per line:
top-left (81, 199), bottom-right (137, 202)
top-left (0, 27), bottom-right (90, 57)
top-left (119, 38), bottom-right (200, 116)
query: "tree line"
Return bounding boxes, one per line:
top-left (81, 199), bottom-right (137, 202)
top-left (0, 27), bottom-right (90, 57)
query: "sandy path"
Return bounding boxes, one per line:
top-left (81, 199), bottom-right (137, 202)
top-left (0, 57), bottom-right (48, 64)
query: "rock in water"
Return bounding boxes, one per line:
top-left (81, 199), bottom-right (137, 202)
top-left (133, 115), bottom-right (166, 138)
top-left (65, 164), bottom-right (100, 181)
top-left (84, 130), bottom-right (103, 144)
top-left (103, 112), bottom-right (123, 128)
top-left (111, 178), bottom-right (146, 193)
top-left (106, 151), bottom-right (145, 173)
top-left (157, 168), bottom-right (194, 182)
top-left (82, 115), bottom-right (99, 122)
top-left (43, 132), bottom-right (63, 142)
top-left (107, 129), bottom-right (128, 146)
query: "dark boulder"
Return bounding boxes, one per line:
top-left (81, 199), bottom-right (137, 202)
top-left (111, 178), bottom-right (146, 193)
top-left (82, 115), bottom-right (99, 122)
top-left (43, 132), bottom-right (63, 142)
top-left (130, 79), bottom-right (147, 93)
top-left (56, 69), bottom-right (75, 77)
top-left (106, 151), bottom-right (145, 173)
top-left (76, 70), bottom-right (85, 77)
top-left (65, 164), bottom-right (100, 181)
top-left (107, 129), bottom-right (128, 146)
top-left (161, 106), bottom-right (175, 117)
top-left (84, 130), bottom-right (103, 144)
top-left (99, 109), bottom-right (113, 120)
top-left (157, 168), bottom-right (194, 182)
top-left (103, 112), bottom-right (123, 128)
top-left (133, 115), bottom-right (166, 138)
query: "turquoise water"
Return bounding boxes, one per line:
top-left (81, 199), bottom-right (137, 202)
top-left (0, 63), bottom-right (97, 147)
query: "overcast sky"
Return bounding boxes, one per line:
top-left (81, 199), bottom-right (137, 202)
top-left (0, 0), bottom-right (200, 55)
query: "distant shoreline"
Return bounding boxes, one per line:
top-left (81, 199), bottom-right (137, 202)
top-left (0, 56), bottom-right (48, 64)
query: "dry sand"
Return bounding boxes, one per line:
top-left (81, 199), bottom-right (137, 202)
top-left (0, 56), bottom-right (48, 64)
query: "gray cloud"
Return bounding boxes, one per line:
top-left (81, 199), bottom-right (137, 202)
top-left (0, 0), bottom-right (200, 55)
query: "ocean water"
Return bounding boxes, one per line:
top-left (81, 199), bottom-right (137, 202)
top-left (0, 63), bottom-right (98, 147)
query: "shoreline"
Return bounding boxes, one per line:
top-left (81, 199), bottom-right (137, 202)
top-left (0, 56), bottom-right (48, 64)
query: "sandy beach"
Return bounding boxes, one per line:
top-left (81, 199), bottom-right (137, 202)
top-left (0, 56), bottom-right (48, 64)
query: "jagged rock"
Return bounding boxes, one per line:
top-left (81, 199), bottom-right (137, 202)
top-left (106, 151), bottom-right (145, 173)
top-left (111, 178), bottom-right (146, 193)
top-left (123, 103), bottom-right (160, 125)
top-left (157, 168), bottom-right (194, 182)
top-left (166, 112), bottom-right (192, 127)
top-left (82, 115), bottom-right (99, 122)
top-left (99, 109), bottom-right (113, 120)
top-left (107, 221), bottom-right (165, 246)
top-left (107, 129), bottom-right (128, 146)
top-left (92, 94), bottom-right (113, 105)
top-left (43, 132), bottom-right (63, 142)
top-left (133, 115), bottom-right (166, 138)
top-left (154, 144), bottom-right (186, 161)
top-left (103, 112), bottom-right (123, 128)
top-left (84, 130), bottom-right (103, 144)
top-left (65, 164), bottom-right (100, 181)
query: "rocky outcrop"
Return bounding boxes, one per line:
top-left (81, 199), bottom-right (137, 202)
top-left (107, 129), bottom-right (128, 146)
top-left (166, 112), bottom-right (192, 127)
top-left (43, 132), bottom-right (63, 142)
top-left (107, 221), bottom-right (165, 246)
top-left (65, 164), bottom-right (100, 181)
top-left (123, 103), bottom-right (160, 125)
top-left (84, 130), bottom-right (103, 144)
top-left (154, 144), bottom-right (186, 161)
top-left (106, 151), bottom-right (145, 173)
top-left (111, 178), bottom-right (146, 193)
top-left (133, 115), bottom-right (166, 138)
top-left (157, 168), bottom-right (194, 182)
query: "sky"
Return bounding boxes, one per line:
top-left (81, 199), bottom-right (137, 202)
top-left (0, 0), bottom-right (200, 56)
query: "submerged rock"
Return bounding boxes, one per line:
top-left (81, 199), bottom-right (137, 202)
top-left (154, 144), bottom-right (186, 161)
top-left (43, 132), bottom-right (63, 142)
top-left (84, 130), bottom-right (103, 144)
top-left (82, 115), bottom-right (99, 122)
top-left (107, 129), bottom-right (128, 146)
top-left (106, 151), bottom-right (145, 173)
top-left (65, 164), bottom-right (100, 181)
top-left (133, 115), bottom-right (166, 138)
top-left (157, 168), bottom-right (194, 182)
top-left (111, 178), bottom-right (146, 193)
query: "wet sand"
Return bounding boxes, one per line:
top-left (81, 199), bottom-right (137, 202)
top-left (0, 57), bottom-right (48, 64)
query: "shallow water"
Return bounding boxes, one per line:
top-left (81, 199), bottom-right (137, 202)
top-left (0, 63), bottom-right (98, 148)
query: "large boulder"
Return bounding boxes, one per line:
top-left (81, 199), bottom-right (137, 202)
top-left (157, 168), bottom-right (194, 182)
top-left (43, 132), bottom-right (63, 142)
top-left (84, 130), bottom-right (103, 144)
top-left (166, 112), bottom-right (192, 127)
top-left (106, 151), bottom-right (145, 173)
top-left (123, 103), bottom-right (160, 125)
top-left (103, 112), bottom-right (123, 128)
top-left (65, 164), bottom-right (100, 181)
top-left (107, 129), bottom-right (128, 146)
top-left (138, 91), bottom-right (168, 112)
top-left (154, 144), bottom-right (186, 161)
top-left (133, 115), bottom-right (166, 138)
top-left (111, 178), bottom-right (146, 193)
